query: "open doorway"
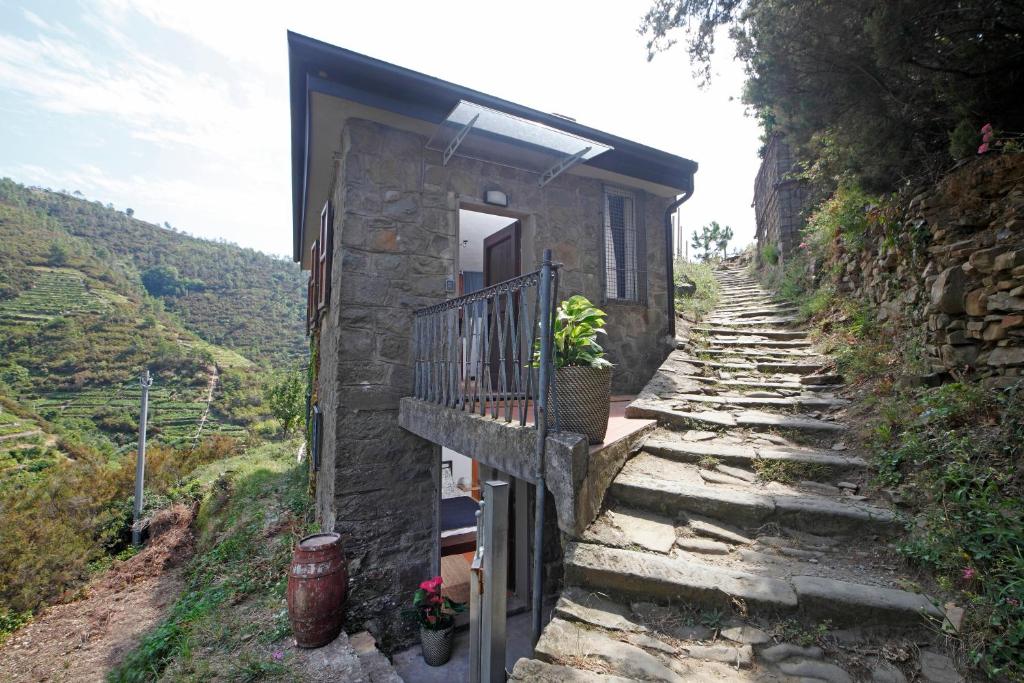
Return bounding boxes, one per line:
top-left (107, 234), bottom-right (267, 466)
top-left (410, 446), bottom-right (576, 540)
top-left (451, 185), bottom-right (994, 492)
top-left (457, 208), bottom-right (520, 296)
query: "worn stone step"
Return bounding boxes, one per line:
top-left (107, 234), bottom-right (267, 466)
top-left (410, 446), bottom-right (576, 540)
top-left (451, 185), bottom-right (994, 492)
top-left (670, 393), bottom-right (849, 410)
top-left (697, 347), bottom-right (822, 359)
top-left (611, 454), bottom-right (898, 535)
top-left (674, 375), bottom-right (842, 393)
top-left (509, 658), bottom-right (632, 682)
top-left (565, 545), bottom-right (940, 632)
top-left (565, 542), bottom-right (799, 612)
top-left (708, 317), bottom-right (802, 327)
top-left (627, 402), bottom-right (846, 434)
top-left (643, 438), bottom-right (867, 473)
top-left (707, 339), bottom-right (812, 349)
top-left (736, 410), bottom-right (845, 432)
top-left (695, 326), bottom-right (807, 340)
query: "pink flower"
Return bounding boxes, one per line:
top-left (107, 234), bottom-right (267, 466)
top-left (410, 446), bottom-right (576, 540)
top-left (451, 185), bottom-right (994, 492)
top-left (982, 130), bottom-right (994, 143)
top-left (962, 567), bottom-right (977, 581)
top-left (272, 651), bottom-right (284, 662)
top-left (981, 123), bottom-right (993, 135)
top-left (419, 576), bottom-right (444, 593)
top-left (799, 241), bottom-right (809, 249)
top-left (978, 143), bottom-right (990, 155)
top-left (1008, 598), bottom-right (1021, 608)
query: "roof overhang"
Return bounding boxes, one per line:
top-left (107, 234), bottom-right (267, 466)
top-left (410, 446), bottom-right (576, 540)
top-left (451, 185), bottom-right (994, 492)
top-left (288, 31), bottom-right (698, 263)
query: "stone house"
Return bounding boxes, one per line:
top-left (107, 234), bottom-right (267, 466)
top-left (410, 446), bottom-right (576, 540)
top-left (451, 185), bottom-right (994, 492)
top-left (288, 31), bottom-right (697, 648)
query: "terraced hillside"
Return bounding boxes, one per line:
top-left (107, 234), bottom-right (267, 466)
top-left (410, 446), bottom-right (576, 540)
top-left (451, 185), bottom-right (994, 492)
top-left (1, 179), bottom-right (306, 365)
top-left (0, 178), bottom-right (302, 476)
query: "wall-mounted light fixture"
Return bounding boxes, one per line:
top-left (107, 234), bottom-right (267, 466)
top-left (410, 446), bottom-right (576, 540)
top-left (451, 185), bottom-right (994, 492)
top-left (484, 190), bottom-right (508, 207)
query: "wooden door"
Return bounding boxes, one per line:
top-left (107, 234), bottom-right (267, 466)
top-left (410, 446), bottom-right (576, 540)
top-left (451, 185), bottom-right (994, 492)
top-left (483, 223), bottom-right (521, 394)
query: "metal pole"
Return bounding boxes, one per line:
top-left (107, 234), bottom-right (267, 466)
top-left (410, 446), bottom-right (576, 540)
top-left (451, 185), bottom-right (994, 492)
top-left (481, 480), bottom-right (508, 683)
top-left (132, 369), bottom-right (153, 546)
top-left (531, 249), bottom-right (554, 648)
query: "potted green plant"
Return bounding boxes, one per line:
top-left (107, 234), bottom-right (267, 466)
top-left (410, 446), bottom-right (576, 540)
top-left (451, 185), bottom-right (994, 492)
top-left (547, 295), bottom-right (613, 444)
top-left (405, 576), bottom-right (465, 666)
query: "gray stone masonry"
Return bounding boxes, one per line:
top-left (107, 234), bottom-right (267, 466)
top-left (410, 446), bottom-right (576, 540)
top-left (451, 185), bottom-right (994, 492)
top-left (316, 116), bottom-right (676, 651)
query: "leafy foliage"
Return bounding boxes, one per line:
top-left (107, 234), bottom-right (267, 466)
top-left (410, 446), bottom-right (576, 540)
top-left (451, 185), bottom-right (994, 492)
top-left (265, 365), bottom-right (307, 434)
top-left (547, 295), bottom-right (612, 369)
top-left (641, 0), bottom-right (1024, 191)
top-left (1, 178), bottom-right (305, 365)
top-left (868, 383), bottom-right (1024, 680)
top-left (674, 259), bottom-right (720, 319)
top-left (689, 221), bottom-right (733, 261)
top-left (109, 441), bottom-right (309, 681)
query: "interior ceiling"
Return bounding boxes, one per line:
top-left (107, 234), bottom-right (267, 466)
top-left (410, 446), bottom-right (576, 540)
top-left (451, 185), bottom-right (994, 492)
top-left (459, 210), bottom-right (516, 273)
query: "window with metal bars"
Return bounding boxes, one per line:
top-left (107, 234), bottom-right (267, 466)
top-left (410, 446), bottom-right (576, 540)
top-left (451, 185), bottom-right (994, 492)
top-left (603, 187), bottom-right (645, 303)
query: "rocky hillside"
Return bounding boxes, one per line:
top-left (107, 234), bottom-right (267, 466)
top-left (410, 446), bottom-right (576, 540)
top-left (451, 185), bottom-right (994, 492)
top-left (823, 154), bottom-right (1024, 386)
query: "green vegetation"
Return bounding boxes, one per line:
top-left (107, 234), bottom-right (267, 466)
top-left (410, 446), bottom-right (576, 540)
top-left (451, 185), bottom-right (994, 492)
top-left (0, 178), bottom-right (305, 365)
top-left (641, 0), bottom-right (1022, 192)
top-left (548, 295), bottom-right (611, 369)
top-left (751, 182), bottom-right (1019, 679)
top-left (752, 458), bottom-right (827, 484)
top-left (265, 366), bottom-right (307, 435)
top-left (675, 260), bottom-right (720, 320)
top-left (0, 178), bottom-right (308, 650)
top-left (867, 383), bottom-right (1023, 680)
top-left (689, 221), bottom-right (733, 261)
top-left (110, 440), bottom-right (311, 682)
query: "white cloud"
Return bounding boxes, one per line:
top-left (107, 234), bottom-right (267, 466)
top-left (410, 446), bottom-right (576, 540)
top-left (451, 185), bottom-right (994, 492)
top-left (0, 0), bottom-right (763, 257)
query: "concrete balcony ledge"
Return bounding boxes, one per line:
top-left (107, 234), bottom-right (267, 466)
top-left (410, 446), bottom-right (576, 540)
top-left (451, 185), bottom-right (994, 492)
top-left (398, 397), bottom-right (655, 538)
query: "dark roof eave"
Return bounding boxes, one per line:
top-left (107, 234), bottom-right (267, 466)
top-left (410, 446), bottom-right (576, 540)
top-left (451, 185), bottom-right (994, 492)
top-left (288, 30), bottom-right (697, 262)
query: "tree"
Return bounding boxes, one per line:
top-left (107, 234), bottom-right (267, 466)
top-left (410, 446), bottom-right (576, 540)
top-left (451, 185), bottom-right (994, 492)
top-left (141, 265), bottom-right (204, 297)
top-left (690, 221), bottom-right (733, 261)
top-left (125, 208), bottom-right (134, 217)
top-left (265, 367), bottom-right (306, 434)
top-left (47, 241), bottom-right (70, 267)
top-left (640, 0), bottom-right (1024, 192)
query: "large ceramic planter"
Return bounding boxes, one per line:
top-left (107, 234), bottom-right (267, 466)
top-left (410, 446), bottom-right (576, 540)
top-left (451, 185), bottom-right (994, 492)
top-left (420, 624), bottom-right (455, 666)
top-left (554, 365), bottom-right (612, 444)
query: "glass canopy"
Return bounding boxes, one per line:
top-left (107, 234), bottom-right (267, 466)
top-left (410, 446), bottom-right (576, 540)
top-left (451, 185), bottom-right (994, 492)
top-left (426, 101), bottom-right (613, 186)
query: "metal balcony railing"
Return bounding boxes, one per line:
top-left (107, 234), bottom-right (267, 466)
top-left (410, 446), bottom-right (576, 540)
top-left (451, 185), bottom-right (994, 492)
top-left (412, 252), bottom-right (560, 428)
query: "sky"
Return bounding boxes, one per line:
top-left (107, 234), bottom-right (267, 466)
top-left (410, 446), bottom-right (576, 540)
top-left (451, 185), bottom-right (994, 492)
top-left (0, 0), bottom-right (762, 259)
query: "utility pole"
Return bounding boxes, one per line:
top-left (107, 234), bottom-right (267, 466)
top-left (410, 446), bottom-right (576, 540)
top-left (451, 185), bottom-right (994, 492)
top-left (132, 369), bottom-right (153, 546)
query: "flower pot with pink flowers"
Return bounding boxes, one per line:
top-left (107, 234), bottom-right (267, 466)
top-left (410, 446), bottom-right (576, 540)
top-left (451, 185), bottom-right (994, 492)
top-left (404, 576), bottom-right (466, 666)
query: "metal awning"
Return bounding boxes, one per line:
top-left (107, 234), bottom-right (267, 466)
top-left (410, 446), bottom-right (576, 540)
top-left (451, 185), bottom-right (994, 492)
top-left (426, 100), bottom-right (613, 187)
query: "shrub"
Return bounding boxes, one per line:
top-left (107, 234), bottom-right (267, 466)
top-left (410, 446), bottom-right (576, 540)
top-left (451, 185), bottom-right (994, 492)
top-left (869, 383), bottom-right (1023, 679)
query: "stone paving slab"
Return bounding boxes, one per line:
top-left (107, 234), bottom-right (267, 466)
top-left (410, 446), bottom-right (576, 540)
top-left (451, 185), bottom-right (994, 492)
top-left (565, 542), bottom-right (799, 611)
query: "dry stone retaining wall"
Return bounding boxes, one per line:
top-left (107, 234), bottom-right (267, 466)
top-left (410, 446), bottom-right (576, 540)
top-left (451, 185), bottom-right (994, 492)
top-left (829, 154), bottom-right (1024, 386)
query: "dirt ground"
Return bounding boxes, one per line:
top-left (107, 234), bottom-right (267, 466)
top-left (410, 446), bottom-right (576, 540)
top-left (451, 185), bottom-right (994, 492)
top-left (0, 505), bottom-right (194, 682)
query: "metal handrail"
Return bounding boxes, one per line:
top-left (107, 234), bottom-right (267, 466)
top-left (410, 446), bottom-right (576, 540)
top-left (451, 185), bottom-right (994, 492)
top-left (412, 255), bottom-right (559, 429)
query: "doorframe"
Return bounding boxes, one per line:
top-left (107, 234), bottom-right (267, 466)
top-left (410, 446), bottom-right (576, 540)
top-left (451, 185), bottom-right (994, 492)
top-left (456, 202), bottom-right (529, 284)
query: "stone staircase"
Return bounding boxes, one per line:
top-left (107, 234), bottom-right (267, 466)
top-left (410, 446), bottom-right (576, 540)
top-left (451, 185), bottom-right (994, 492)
top-left (511, 262), bottom-right (963, 682)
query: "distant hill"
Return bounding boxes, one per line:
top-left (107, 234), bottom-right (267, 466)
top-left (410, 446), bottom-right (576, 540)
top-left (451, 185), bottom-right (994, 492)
top-left (0, 178), bottom-right (306, 481)
top-left (1, 180), bottom-right (306, 365)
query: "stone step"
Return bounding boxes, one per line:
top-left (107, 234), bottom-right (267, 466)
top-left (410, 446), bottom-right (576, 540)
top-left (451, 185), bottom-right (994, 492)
top-left (565, 543), bottom-right (939, 628)
top-left (668, 393), bottom-right (849, 410)
top-left (611, 454), bottom-right (896, 535)
top-left (643, 437), bottom-right (866, 473)
top-left (707, 339), bottom-right (812, 349)
top-left (565, 542), bottom-right (798, 612)
top-left (675, 375), bottom-right (842, 392)
top-left (683, 358), bottom-right (827, 376)
top-left (695, 326), bottom-right (807, 340)
top-left (730, 307), bottom-right (800, 319)
top-left (626, 402), bottom-right (846, 433)
top-left (706, 317), bottom-right (803, 328)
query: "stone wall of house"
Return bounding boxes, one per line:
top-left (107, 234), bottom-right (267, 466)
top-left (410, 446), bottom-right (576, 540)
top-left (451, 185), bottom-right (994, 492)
top-left (316, 116), bottom-right (676, 650)
top-left (830, 154), bottom-right (1024, 386)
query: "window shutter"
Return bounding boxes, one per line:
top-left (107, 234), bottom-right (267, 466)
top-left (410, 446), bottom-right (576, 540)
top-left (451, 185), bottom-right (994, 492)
top-left (306, 274), bottom-right (315, 334)
top-left (310, 239), bottom-right (320, 327)
top-left (317, 201), bottom-right (332, 311)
